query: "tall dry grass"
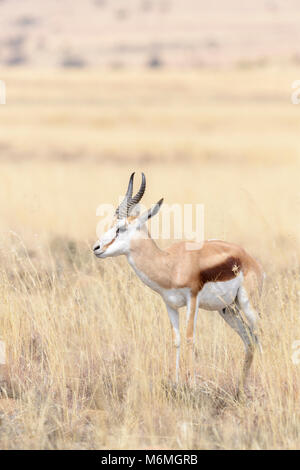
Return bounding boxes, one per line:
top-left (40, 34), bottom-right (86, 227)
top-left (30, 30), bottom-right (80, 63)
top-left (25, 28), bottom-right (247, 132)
top-left (0, 67), bottom-right (300, 448)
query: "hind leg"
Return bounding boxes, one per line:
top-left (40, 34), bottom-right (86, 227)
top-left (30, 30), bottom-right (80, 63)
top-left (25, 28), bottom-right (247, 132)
top-left (237, 286), bottom-right (262, 352)
top-left (218, 304), bottom-right (256, 398)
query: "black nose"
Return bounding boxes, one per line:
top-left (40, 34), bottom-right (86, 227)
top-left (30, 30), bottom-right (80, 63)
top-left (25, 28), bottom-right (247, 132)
top-left (93, 245), bottom-right (100, 251)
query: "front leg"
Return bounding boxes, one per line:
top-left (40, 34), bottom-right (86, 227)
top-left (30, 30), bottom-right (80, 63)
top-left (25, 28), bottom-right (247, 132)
top-left (165, 304), bottom-right (180, 383)
top-left (186, 294), bottom-right (198, 383)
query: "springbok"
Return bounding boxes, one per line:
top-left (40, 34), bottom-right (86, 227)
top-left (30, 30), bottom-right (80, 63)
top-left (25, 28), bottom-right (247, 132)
top-left (93, 173), bottom-right (264, 395)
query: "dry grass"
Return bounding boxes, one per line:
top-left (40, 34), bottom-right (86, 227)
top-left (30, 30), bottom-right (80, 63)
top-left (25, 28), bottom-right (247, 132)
top-left (1, 66), bottom-right (300, 164)
top-left (0, 67), bottom-right (300, 449)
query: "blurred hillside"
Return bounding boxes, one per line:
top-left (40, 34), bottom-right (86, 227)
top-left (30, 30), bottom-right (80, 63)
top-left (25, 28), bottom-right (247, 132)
top-left (1, 0), bottom-right (300, 68)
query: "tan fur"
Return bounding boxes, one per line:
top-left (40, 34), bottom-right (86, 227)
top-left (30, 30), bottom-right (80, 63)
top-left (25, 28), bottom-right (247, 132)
top-left (130, 227), bottom-right (264, 298)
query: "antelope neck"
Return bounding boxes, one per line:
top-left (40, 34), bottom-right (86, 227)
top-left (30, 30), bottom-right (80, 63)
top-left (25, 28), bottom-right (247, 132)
top-left (128, 230), bottom-right (173, 289)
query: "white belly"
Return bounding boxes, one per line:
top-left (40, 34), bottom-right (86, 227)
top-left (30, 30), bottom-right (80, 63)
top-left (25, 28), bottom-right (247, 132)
top-left (161, 287), bottom-right (191, 309)
top-left (161, 274), bottom-right (243, 310)
top-left (197, 273), bottom-right (243, 311)
top-left (128, 254), bottom-right (243, 311)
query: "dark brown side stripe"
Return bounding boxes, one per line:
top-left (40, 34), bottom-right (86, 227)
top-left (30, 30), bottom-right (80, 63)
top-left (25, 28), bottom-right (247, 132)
top-left (200, 256), bottom-right (241, 285)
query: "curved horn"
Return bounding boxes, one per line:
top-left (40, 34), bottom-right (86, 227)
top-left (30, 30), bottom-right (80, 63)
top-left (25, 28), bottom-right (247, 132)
top-left (128, 172), bottom-right (146, 213)
top-left (115, 172), bottom-right (135, 219)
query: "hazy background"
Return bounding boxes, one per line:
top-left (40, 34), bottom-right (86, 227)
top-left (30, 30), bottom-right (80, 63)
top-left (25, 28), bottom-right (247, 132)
top-left (0, 0), bottom-right (300, 450)
top-left (1, 0), bottom-right (300, 68)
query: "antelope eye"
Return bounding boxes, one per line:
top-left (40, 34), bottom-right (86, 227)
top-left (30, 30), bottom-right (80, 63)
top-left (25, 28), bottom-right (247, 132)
top-left (116, 228), bottom-right (120, 236)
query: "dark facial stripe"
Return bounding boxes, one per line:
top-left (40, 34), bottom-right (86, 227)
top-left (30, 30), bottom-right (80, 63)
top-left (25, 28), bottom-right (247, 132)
top-left (102, 237), bottom-right (116, 252)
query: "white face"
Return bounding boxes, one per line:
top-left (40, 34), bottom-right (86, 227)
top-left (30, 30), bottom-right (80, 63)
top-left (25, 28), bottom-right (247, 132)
top-left (93, 217), bottom-right (140, 258)
top-left (93, 197), bottom-right (163, 259)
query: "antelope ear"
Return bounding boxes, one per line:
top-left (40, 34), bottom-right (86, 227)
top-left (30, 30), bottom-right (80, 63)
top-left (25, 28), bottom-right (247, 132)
top-left (137, 198), bottom-right (164, 227)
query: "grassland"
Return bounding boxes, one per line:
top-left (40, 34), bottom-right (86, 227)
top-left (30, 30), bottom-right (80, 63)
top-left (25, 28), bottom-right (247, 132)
top-left (0, 66), bottom-right (300, 449)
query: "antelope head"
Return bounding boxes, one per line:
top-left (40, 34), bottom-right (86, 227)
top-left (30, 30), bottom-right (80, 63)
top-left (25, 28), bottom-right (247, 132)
top-left (93, 173), bottom-right (163, 258)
